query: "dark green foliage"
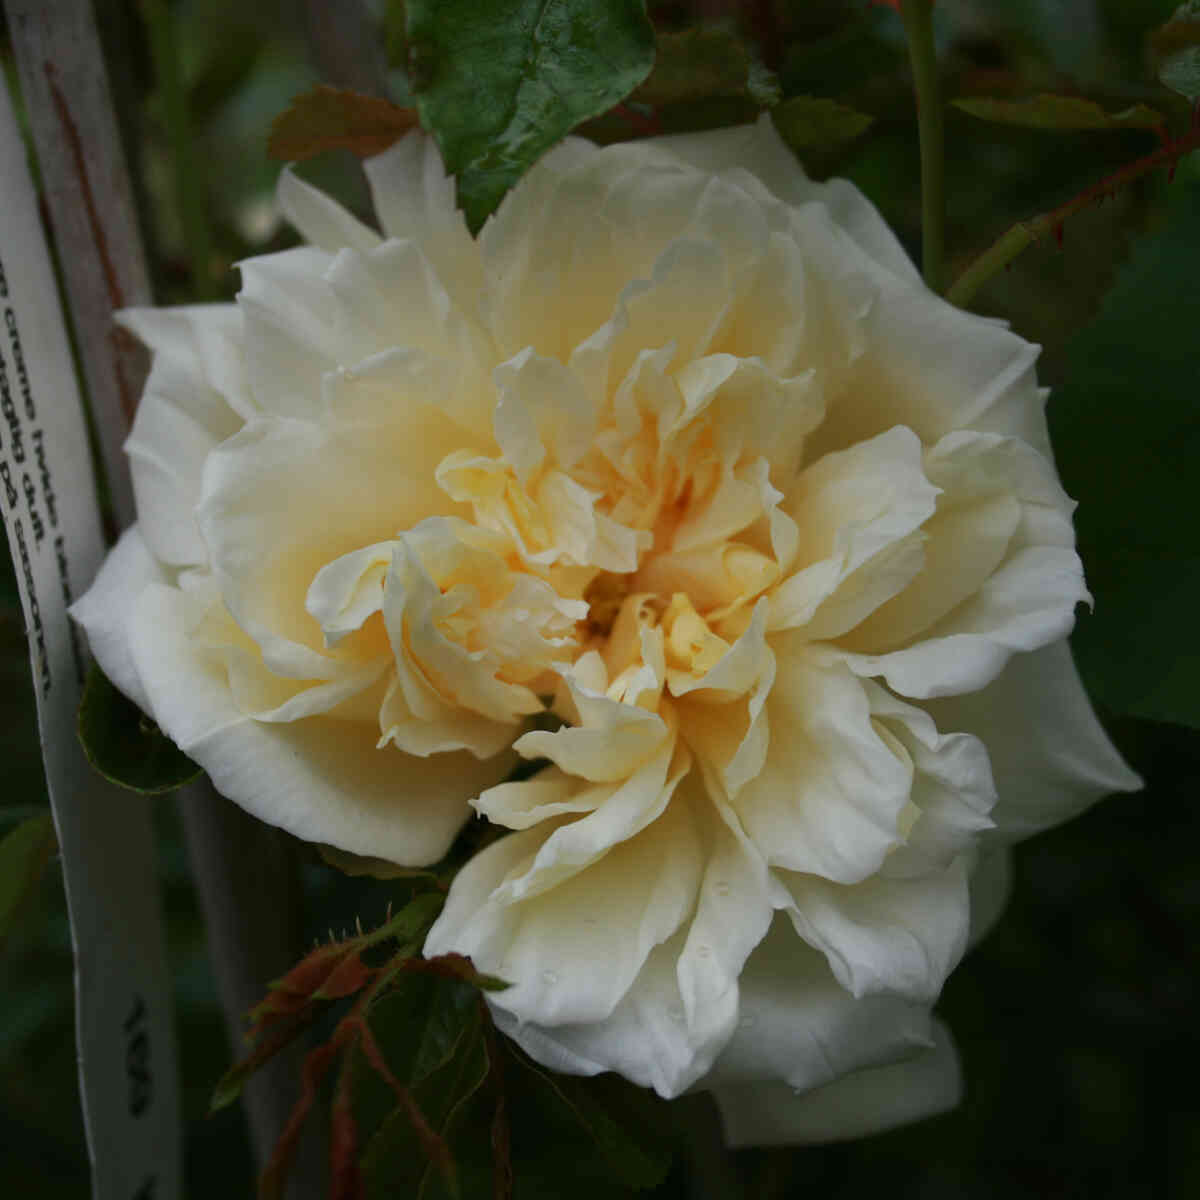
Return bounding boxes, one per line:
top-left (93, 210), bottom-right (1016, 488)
top-left (405, 0), bottom-right (655, 232)
top-left (77, 663), bottom-right (201, 794)
top-left (1050, 176), bottom-right (1200, 730)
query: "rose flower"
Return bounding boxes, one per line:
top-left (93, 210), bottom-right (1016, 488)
top-left (73, 118), bottom-right (1139, 1143)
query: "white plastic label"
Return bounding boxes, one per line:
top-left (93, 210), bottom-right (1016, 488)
top-left (0, 78), bottom-right (181, 1199)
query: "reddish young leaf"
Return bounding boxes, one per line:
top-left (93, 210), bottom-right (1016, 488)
top-left (316, 952), bottom-right (375, 1001)
top-left (268, 86), bottom-right (419, 162)
top-left (402, 952), bottom-right (510, 992)
top-left (270, 939), bottom-right (360, 998)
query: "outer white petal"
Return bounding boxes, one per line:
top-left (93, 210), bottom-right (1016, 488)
top-left (276, 166), bottom-right (382, 256)
top-left (923, 640), bottom-right (1141, 841)
top-left (118, 305), bottom-right (251, 566)
top-left (488, 933), bottom-right (706, 1098)
top-left (455, 780), bottom-right (777, 1100)
top-left (128, 582), bottom-right (504, 865)
top-left (840, 545), bottom-right (1087, 699)
top-left (362, 132), bottom-right (484, 313)
top-left (426, 787), bottom-right (701, 1030)
top-left (704, 916), bottom-right (934, 1093)
top-left (778, 855), bottom-right (971, 1002)
top-left (69, 526), bottom-right (166, 712)
top-left (650, 114), bottom-right (923, 287)
top-left (713, 1019), bottom-right (961, 1147)
top-left (864, 682), bottom-right (997, 879)
top-left (805, 249), bottom-right (1047, 459)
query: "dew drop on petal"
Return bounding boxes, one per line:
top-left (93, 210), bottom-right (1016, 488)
top-left (714, 881), bottom-right (731, 897)
top-left (541, 969), bottom-right (559, 986)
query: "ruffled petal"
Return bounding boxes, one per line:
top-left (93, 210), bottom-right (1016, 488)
top-left (704, 916), bottom-right (934, 1093)
top-left (771, 425), bottom-right (939, 637)
top-left (118, 305), bottom-right (252, 565)
top-left (426, 776), bottom-right (701, 1029)
top-left (922, 640), bottom-right (1141, 840)
top-left (276, 166), bottom-right (382, 256)
top-left (730, 641), bottom-right (912, 883)
top-left (128, 582), bottom-right (508, 864)
top-left (713, 1019), bottom-right (961, 1147)
top-left (362, 132), bottom-right (483, 313)
top-left (778, 855), bottom-right (971, 1002)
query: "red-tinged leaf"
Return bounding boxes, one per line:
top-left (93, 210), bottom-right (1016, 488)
top-left (316, 952), bottom-right (375, 1001)
top-left (211, 1009), bottom-right (321, 1113)
top-left (270, 939), bottom-right (361, 998)
top-left (268, 86), bottom-right (419, 162)
top-left (248, 986), bottom-right (315, 1026)
top-left (402, 953), bottom-right (510, 992)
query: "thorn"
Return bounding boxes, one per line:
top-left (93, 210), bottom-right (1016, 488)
top-left (355, 915), bottom-right (364, 936)
top-left (1053, 223), bottom-right (1064, 248)
top-left (1168, 163), bottom-right (1178, 183)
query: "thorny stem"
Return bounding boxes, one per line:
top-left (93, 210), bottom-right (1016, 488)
top-left (947, 118), bottom-right (1200, 309)
top-left (900, 0), bottom-right (945, 293)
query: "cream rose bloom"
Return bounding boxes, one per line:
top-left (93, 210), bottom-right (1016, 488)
top-left (73, 117), bottom-right (1139, 1144)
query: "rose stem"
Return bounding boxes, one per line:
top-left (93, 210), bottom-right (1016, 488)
top-left (946, 121), bottom-right (1200, 309)
top-left (900, 0), bottom-right (946, 294)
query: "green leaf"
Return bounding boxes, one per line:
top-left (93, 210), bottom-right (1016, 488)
top-left (770, 95), bottom-right (874, 150)
top-left (0, 812), bottom-right (56, 949)
top-left (267, 85), bottom-right (419, 161)
top-left (369, 974), bottom-right (480, 1089)
top-left (1150, 3), bottom-right (1200, 101)
top-left (77, 663), bottom-right (201, 794)
top-left (406, 0), bottom-right (655, 233)
top-left (361, 1004), bottom-right (492, 1200)
top-left (952, 94), bottom-right (1164, 132)
top-left (509, 1050), bottom-right (672, 1192)
top-left (1049, 176), bottom-right (1200, 728)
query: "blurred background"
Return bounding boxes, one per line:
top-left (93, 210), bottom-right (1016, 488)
top-left (2, 0), bottom-right (1198, 1195)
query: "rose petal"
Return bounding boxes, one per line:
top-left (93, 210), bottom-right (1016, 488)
top-left (70, 526), bottom-right (166, 711)
top-left (922, 640), bottom-right (1141, 840)
top-left (276, 165), bottom-right (382, 256)
top-left (778, 854), bottom-right (971, 1001)
top-left (704, 915), bottom-right (934, 1093)
top-left (730, 643), bottom-right (911, 883)
top-left (128, 581), bottom-right (503, 864)
top-left (713, 1019), bottom-right (961, 1147)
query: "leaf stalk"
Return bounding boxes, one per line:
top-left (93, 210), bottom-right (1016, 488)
top-left (901, 0), bottom-right (946, 293)
top-left (947, 122), bottom-right (1200, 308)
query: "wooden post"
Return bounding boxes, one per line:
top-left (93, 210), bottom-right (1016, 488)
top-left (4, 3), bottom-right (321, 1193)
